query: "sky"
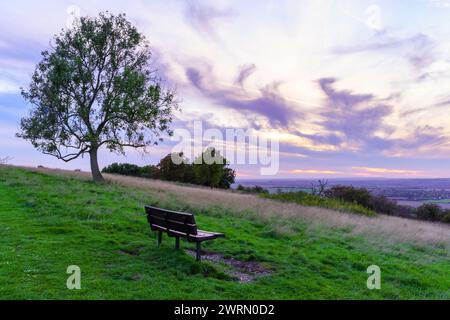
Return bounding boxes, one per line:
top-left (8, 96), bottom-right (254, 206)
top-left (1, 0), bottom-right (450, 179)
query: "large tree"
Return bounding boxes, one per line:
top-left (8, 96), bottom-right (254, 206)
top-left (157, 152), bottom-right (193, 182)
top-left (193, 148), bottom-right (236, 189)
top-left (17, 12), bottom-right (177, 182)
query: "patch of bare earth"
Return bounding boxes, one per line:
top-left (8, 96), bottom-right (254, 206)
top-left (17, 166), bottom-right (450, 246)
top-left (185, 250), bottom-right (271, 283)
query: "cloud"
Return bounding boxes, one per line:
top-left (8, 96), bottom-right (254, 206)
top-left (316, 77), bottom-right (393, 150)
top-left (185, 64), bottom-right (302, 128)
top-left (288, 169), bottom-right (339, 175)
top-left (235, 64), bottom-right (256, 87)
top-left (429, 0), bottom-right (450, 8)
top-left (394, 125), bottom-right (447, 150)
top-left (0, 79), bottom-right (19, 94)
top-left (352, 166), bottom-right (421, 175)
top-left (287, 77), bottom-right (450, 157)
top-left (184, 1), bottom-right (233, 38)
top-left (333, 33), bottom-right (436, 72)
top-left (400, 98), bottom-right (450, 117)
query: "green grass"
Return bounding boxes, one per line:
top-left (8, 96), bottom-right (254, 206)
top-left (426, 199), bottom-right (450, 204)
top-left (0, 167), bottom-right (449, 299)
top-left (262, 191), bottom-right (377, 216)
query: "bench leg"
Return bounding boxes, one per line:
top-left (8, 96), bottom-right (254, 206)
top-left (157, 230), bottom-right (162, 246)
top-left (196, 242), bottom-right (201, 261)
top-left (175, 237), bottom-right (180, 250)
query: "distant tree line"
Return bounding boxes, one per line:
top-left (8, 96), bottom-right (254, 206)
top-left (321, 184), bottom-right (450, 223)
top-left (102, 147), bottom-right (236, 189)
top-left (252, 182), bottom-right (450, 224)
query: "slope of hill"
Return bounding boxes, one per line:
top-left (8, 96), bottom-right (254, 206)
top-left (0, 166), bottom-right (449, 299)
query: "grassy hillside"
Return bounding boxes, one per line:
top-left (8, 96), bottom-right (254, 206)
top-left (0, 166), bottom-right (449, 299)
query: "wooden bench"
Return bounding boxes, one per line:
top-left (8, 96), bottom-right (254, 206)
top-left (145, 206), bottom-right (225, 261)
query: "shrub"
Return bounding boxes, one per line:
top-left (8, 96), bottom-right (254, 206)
top-left (236, 185), bottom-right (269, 194)
top-left (416, 203), bottom-right (443, 222)
top-left (324, 185), bottom-right (373, 208)
top-left (262, 191), bottom-right (376, 216)
top-left (157, 153), bottom-right (192, 182)
top-left (369, 195), bottom-right (398, 215)
top-left (102, 163), bottom-right (142, 176)
top-left (394, 204), bottom-right (416, 219)
top-left (140, 165), bottom-right (159, 179)
top-left (441, 211), bottom-right (450, 224)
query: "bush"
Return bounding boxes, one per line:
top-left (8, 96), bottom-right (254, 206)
top-left (394, 204), bottom-right (416, 219)
top-left (140, 165), bottom-right (159, 179)
top-left (369, 195), bottom-right (398, 215)
top-left (416, 203), bottom-right (443, 222)
top-left (236, 185), bottom-right (269, 194)
top-left (157, 153), bottom-right (191, 182)
top-left (262, 191), bottom-right (376, 216)
top-left (441, 211), bottom-right (450, 224)
top-left (102, 163), bottom-right (142, 176)
top-left (324, 185), bottom-right (373, 208)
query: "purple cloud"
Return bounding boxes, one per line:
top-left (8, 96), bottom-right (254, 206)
top-left (185, 66), bottom-right (301, 128)
top-left (400, 98), bottom-right (450, 117)
top-left (333, 33), bottom-right (436, 72)
top-left (235, 64), bottom-right (256, 86)
top-left (184, 1), bottom-right (233, 37)
top-left (294, 78), bottom-right (449, 155)
top-left (395, 126), bottom-right (447, 149)
top-left (318, 77), bottom-right (393, 146)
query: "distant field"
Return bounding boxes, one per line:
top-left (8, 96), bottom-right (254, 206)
top-left (1, 166), bottom-right (449, 299)
top-left (428, 199), bottom-right (450, 204)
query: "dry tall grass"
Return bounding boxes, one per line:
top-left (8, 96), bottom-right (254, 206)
top-left (17, 166), bottom-right (450, 246)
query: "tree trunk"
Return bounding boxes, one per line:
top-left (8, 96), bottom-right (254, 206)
top-left (89, 148), bottom-right (104, 183)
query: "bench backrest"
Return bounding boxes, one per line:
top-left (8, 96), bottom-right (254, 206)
top-left (145, 206), bottom-right (198, 236)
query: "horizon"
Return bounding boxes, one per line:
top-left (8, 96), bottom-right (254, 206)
top-left (2, 1), bottom-right (450, 179)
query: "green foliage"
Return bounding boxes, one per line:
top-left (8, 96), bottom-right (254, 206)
top-left (102, 163), bottom-right (143, 177)
top-left (262, 191), bottom-right (376, 216)
top-left (193, 148), bottom-right (236, 189)
top-left (101, 149), bottom-right (235, 189)
top-left (140, 165), bottom-right (160, 179)
top-left (157, 152), bottom-right (193, 183)
top-left (369, 195), bottom-right (398, 215)
top-left (324, 185), bottom-right (373, 208)
top-left (0, 167), bottom-right (449, 299)
top-left (416, 203), bottom-right (444, 222)
top-left (236, 185), bottom-right (269, 194)
top-left (17, 12), bottom-right (177, 182)
top-left (441, 211), bottom-right (450, 224)
top-left (266, 185), bottom-right (450, 224)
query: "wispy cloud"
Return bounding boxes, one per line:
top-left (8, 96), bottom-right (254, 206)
top-left (352, 166), bottom-right (421, 175)
top-left (333, 33), bottom-right (436, 72)
top-left (0, 79), bottom-right (19, 94)
top-left (288, 169), bottom-right (339, 175)
top-left (311, 77), bottom-right (393, 151)
top-left (184, 1), bottom-right (234, 38)
top-left (235, 64), bottom-right (256, 87)
top-left (185, 64), bottom-right (302, 128)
